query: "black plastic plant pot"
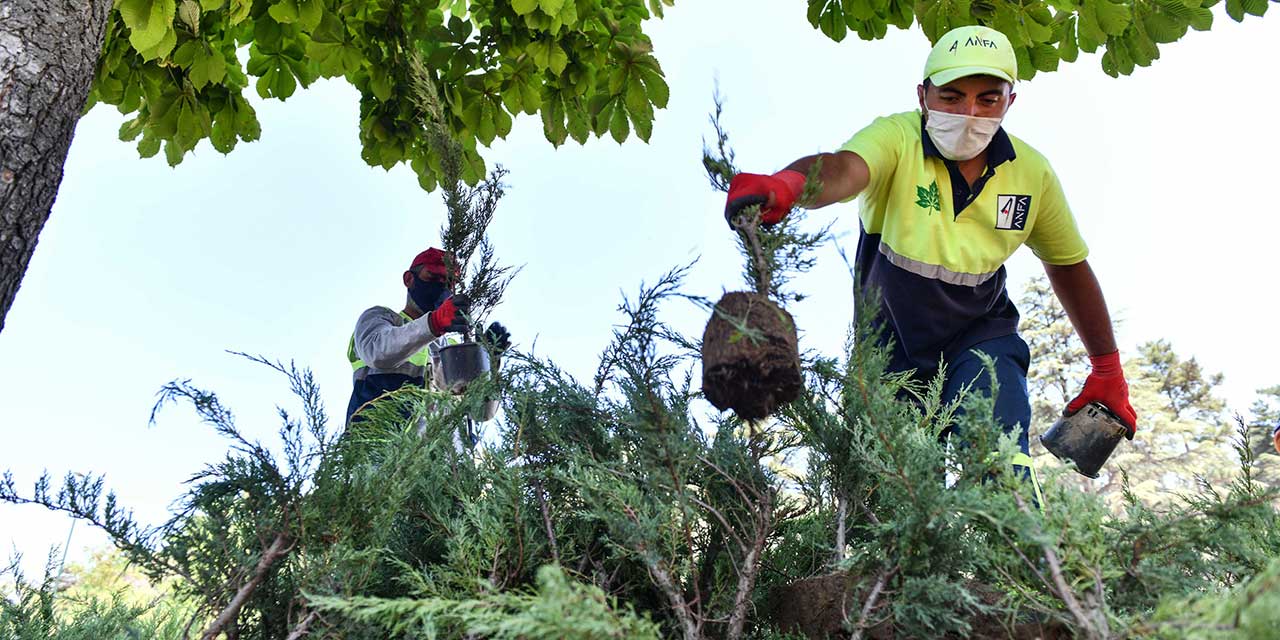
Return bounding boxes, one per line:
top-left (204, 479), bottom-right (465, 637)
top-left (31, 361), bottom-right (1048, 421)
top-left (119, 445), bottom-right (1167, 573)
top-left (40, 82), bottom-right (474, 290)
top-left (438, 341), bottom-right (491, 393)
top-left (1040, 402), bottom-right (1128, 479)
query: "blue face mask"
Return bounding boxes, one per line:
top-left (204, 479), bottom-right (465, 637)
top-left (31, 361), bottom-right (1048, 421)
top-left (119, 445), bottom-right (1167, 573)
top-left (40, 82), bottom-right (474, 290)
top-left (409, 275), bottom-right (448, 313)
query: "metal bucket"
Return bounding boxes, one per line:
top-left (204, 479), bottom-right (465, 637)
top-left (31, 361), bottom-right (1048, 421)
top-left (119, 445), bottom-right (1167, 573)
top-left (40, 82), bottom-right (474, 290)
top-left (1040, 402), bottom-right (1128, 479)
top-left (438, 342), bottom-right (491, 393)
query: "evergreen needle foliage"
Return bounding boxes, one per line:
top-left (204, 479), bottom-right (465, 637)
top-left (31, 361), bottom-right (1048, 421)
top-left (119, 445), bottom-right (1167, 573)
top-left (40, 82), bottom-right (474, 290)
top-left (4, 273), bottom-right (1279, 638)
top-left (1, 552), bottom-right (189, 639)
top-left (307, 565), bottom-right (661, 639)
top-left (4, 225), bottom-right (1279, 640)
top-left (410, 55), bottom-right (518, 336)
top-left (701, 91), bottom-right (829, 305)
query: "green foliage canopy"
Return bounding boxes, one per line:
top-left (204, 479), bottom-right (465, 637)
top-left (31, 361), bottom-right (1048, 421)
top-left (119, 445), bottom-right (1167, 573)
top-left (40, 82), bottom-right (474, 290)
top-left (91, 0), bottom-right (1275, 193)
top-left (92, 0), bottom-right (674, 188)
top-left (806, 0), bottom-right (1272, 79)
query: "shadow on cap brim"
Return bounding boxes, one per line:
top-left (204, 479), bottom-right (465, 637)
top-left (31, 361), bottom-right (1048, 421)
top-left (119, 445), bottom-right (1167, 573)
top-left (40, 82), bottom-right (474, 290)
top-left (928, 66), bottom-right (1016, 87)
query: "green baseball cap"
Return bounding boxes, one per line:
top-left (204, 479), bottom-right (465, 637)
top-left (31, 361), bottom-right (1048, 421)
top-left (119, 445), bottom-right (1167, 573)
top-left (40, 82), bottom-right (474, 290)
top-left (923, 25), bottom-right (1017, 87)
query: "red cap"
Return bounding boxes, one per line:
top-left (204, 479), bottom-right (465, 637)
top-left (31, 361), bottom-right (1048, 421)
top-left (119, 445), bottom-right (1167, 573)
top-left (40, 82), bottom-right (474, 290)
top-left (409, 248), bottom-right (452, 278)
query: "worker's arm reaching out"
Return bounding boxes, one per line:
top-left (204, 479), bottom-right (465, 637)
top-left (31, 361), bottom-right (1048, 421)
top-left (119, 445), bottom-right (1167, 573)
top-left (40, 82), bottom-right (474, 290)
top-left (724, 151), bottom-right (872, 225)
top-left (783, 151), bottom-right (873, 208)
top-left (354, 294), bottom-right (470, 370)
top-left (353, 307), bottom-right (436, 369)
top-left (1043, 260), bottom-right (1139, 436)
top-left (1043, 260), bottom-right (1115, 356)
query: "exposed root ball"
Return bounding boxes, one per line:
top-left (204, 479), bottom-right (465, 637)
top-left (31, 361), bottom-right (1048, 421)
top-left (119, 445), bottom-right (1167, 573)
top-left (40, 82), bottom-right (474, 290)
top-left (701, 292), bottom-right (801, 421)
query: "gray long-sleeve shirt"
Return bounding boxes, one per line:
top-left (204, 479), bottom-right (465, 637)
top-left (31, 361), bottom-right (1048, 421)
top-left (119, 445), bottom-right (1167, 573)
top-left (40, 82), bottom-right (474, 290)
top-left (351, 306), bottom-right (498, 422)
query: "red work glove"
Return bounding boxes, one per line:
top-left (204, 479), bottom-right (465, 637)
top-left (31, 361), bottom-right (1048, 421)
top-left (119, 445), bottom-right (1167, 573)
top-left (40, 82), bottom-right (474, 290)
top-left (1066, 351), bottom-right (1138, 439)
top-left (724, 170), bottom-right (807, 228)
top-left (428, 293), bottom-right (471, 336)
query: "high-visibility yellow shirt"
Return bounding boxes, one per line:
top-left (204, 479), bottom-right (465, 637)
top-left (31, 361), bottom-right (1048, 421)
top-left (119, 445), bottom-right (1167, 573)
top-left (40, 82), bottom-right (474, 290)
top-left (840, 111), bottom-right (1087, 371)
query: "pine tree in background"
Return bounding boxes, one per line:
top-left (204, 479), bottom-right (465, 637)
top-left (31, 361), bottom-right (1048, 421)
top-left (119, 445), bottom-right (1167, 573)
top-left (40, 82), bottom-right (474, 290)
top-left (1015, 276), bottom-right (1272, 507)
top-left (1018, 275), bottom-right (1090, 428)
top-left (1134, 339), bottom-right (1226, 422)
top-left (1248, 385), bottom-right (1280, 459)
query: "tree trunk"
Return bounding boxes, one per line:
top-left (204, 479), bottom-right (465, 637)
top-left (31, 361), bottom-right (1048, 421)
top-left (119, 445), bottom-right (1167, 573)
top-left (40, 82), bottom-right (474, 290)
top-left (833, 491), bottom-right (848, 567)
top-left (0, 0), bottom-right (111, 333)
top-left (646, 559), bottom-right (700, 640)
top-left (726, 499), bottom-right (773, 640)
top-left (201, 532), bottom-right (294, 640)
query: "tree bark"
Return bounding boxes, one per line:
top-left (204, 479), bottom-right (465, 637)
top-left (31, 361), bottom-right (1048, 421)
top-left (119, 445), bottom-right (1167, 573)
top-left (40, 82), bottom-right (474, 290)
top-left (726, 505), bottom-right (772, 640)
top-left (283, 611), bottom-right (320, 640)
top-left (832, 491), bottom-right (848, 567)
top-left (646, 558), bottom-right (700, 640)
top-left (201, 532), bottom-right (293, 640)
top-left (0, 0), bottom-right (111, 333)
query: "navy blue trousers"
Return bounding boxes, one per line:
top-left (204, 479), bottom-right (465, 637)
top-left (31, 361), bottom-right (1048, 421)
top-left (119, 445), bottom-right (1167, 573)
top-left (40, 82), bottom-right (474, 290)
top-left (923, 333), bottom-right (1033, 454)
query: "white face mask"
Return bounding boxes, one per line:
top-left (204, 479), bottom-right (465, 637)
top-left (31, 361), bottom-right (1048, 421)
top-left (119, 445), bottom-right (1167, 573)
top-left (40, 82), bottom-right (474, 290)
top-left (923, 106), bottom-right (1003, 161)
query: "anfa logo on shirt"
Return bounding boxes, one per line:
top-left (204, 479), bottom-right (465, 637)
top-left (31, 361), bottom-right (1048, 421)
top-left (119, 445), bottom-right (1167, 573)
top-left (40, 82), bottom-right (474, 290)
top-left (996, 194), bottom-right (1031, 230)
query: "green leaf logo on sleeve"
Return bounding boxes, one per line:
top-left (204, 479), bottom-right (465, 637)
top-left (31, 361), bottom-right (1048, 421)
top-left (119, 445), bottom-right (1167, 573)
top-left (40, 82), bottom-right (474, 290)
top-left (916, 181), bottom-right (942, 214)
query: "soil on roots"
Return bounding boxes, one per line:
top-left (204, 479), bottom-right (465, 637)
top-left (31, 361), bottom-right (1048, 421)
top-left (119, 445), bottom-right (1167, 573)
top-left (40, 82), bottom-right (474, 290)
top-left (701, 292), bottom-right (802, 421)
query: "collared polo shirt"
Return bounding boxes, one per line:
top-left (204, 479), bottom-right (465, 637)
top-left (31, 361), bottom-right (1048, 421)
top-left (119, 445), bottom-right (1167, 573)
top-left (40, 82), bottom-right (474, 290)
top-left (840, 110), bottom-right (1088, 373)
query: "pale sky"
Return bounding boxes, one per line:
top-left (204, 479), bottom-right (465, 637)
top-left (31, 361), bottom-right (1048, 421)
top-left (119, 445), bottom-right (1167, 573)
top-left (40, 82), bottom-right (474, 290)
top-left (4, 1), bottom-right (1278, 577)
